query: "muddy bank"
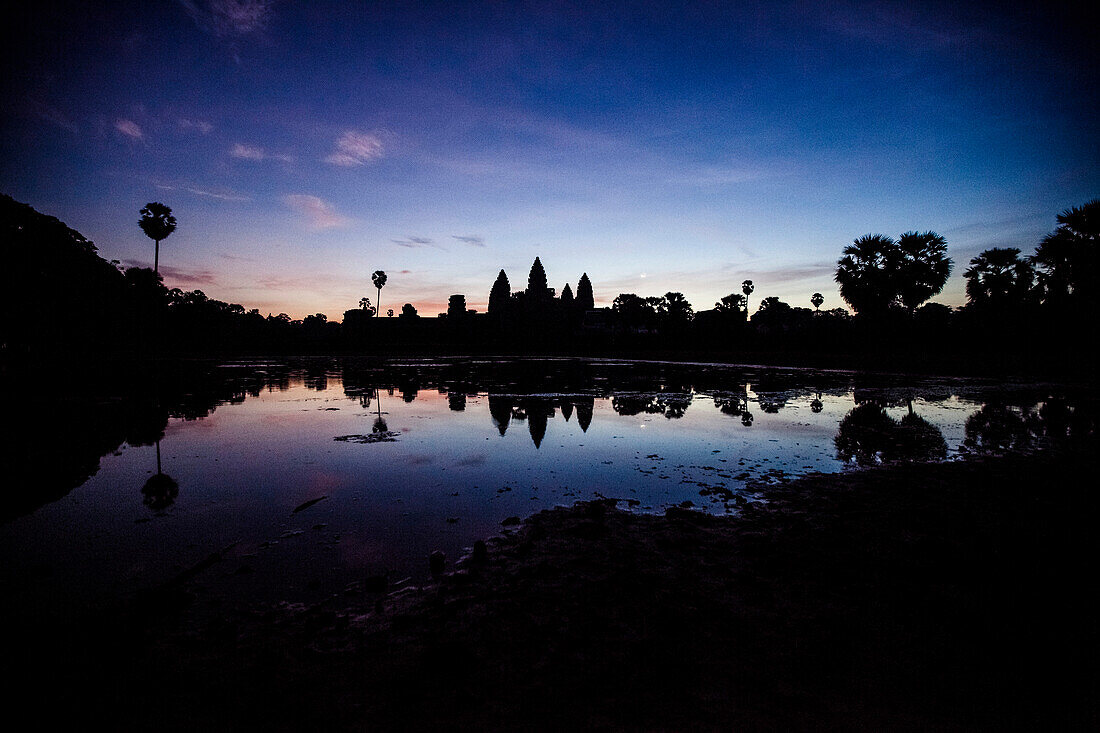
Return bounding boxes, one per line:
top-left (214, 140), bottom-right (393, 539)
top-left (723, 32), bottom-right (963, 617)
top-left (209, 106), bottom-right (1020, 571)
top-left (12, 449), bottom-right (1099, 731)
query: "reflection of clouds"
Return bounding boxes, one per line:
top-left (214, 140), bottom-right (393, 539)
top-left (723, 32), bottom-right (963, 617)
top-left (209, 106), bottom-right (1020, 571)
top-left (406, 454), bottom-right (434, 465)
top-left (454, 455), bottom-right (487, 468)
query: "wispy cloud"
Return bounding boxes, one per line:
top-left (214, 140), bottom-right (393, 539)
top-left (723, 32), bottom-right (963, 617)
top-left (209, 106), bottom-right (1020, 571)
top-left (230, 143), bottom-right (294, 162)
top-left (115, 118), bottom-right (143, 139)
top-left (178, 118), bottom-right (213, 134)
top-left (156, 182), bottom-right (251, 201)
top-left (392, 236), bottom-right (443, 249)
top-left (177, 0), bottom-right (273, 36)
top-left (27, 99), bottom-right (78, 133)
top-left (282, 194), bottom-right (349, 228)
top-left (452, 235), bottom-right (485, 247)
top-left (325, 130), bottom-right (384, 166)
top-left (668, 164), bottom-right (776, 186)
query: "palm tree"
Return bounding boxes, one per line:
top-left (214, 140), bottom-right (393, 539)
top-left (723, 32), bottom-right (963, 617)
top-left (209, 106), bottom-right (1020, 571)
top-left (964, 248), bottom-right (1034, 307)
top-left (741, 280), bottom-right (754, 314)
top-left (1032, 199), bottom-right (1099, 308)
top-left (811, 292), bottom-right (824, 311)
top-left (138, 202), bottom-right (177, 275)
top-left (835, 234), bottom-right (897, 316)
top-left (371, 270), bottom-right (387, 317)
top-left (661, 291), bottom-right (694, 325)
top-left (895, 231), bottom-right (952, 313)
top-left (715, 293), bottom-right (746, 314)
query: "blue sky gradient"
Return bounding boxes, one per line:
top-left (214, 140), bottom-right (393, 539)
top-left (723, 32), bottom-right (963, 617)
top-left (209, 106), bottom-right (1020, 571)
top-left (3, 1), bottom-right (1096, 318)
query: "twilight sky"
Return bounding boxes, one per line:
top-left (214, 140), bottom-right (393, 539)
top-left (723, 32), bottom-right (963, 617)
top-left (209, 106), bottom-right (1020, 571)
top-left (2, 1), bottom-right (1096, 319)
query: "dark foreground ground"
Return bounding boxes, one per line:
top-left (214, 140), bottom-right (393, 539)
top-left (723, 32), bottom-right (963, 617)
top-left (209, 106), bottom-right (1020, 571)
top-left (11, 449), bottom-right (1099, 731)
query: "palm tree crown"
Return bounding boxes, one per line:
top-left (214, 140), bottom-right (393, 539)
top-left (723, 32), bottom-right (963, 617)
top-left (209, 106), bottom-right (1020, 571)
top-left (964, 248), bottom-right (1034, 306)
top-left (138, 202), bottom-right (177, 274)
top-left (371, 270), bottom-right (387, 317)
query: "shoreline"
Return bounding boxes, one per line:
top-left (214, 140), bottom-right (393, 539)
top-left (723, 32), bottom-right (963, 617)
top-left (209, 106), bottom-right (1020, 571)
top-left (12, 447), bottom-right (1097, 730)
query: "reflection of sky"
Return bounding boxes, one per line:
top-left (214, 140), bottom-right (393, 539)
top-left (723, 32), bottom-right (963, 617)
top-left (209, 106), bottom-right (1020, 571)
top-left (3, 3), bottom-right (1096, 318)
top-left (0, 375), bottom-right (998, 620)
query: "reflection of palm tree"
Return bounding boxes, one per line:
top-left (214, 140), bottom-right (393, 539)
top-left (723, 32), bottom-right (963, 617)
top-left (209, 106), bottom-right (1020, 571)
top-left (835, 402), bottom-right (947, 464)
top-left (835, 403), bottom-right (899, 465)
top-left (142, 439), bottom-right (179, 510)
top-left (963, 403), bottom-right (1037, 454)
top-left (810, 392), bottom-right (823, 413)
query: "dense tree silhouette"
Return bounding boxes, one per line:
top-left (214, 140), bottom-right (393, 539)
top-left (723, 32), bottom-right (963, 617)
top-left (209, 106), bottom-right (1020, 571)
top-left (811, 292), bottom-right (824, 311)
top-left (576, 273), bottom-right (595, 311)
top-left (964, 248), bottom-right (1034, 308)
top-left (612, 293), bottom-right (657, 331)
top-left (488, 270), bottom-right (511, 314)
top-left (138, 202), bottom-right (177, 275)
top-left (835, 234), bottom-right (898, 316)
top-left (371, 271), bottom-right (388, 317)
top-left (895, 231), bottom-right (952, 313)
top-left (1032, 199), bottom-right (1099, 309)
top-left (400, 303), bottom-right (418, 319)
top-left (835, 231), bottom-right (951, 316)
top-left (714, 293), bottom-right (747, 320)
top-left (659, 291), bottom-right (693, 328)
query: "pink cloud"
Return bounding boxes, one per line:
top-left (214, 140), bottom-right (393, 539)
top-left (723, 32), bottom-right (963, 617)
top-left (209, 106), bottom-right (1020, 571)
top-left (282, 194), bottom-right (350, 228)
top-left (324, 130), bottom-right (384, 166)
top-left (115, 118), bottom-right (143, 139)
top-left (231, 142), bottom-right (293, 162)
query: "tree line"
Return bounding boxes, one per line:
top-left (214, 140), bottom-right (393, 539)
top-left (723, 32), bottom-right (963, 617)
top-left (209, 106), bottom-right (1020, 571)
top-left (1, 193), bottom-right (1095, 373)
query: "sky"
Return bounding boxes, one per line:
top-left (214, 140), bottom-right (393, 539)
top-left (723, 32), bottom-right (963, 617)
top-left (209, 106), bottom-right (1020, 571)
top-left (2, 1), bottom-right (1097, 319)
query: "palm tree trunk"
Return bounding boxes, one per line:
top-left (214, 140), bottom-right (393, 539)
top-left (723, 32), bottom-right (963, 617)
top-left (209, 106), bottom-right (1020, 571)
top-left (154, 238), bottom-right (160, 274)
top-left (376, 287), bottom-right (381, 317)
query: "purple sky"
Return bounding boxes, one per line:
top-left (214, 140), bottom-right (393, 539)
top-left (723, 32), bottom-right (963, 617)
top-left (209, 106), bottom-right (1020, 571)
top-left (2, 1), bottom-right (1096, 318)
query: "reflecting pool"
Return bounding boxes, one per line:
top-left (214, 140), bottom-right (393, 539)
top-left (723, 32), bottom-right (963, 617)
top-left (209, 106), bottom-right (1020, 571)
top-left (1, 358), bottom-right (1093, 619)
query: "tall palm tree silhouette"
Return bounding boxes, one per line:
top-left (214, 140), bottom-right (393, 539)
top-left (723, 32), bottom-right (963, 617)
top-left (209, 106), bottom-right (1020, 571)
top-left (138, 202), bottom-right (177, 275)
top-left (371, 270), bottom-right (387, 317)
top-left (835, 234), bottom-right (896, 315)
top-left (964, 248), bottom-right (1034, 307)
top-left (895, 231), bottom-right (952, 313)
top-left (811, 292), bottom-right (824, 311)
top-left (741, 280), bottom-right (754, 315)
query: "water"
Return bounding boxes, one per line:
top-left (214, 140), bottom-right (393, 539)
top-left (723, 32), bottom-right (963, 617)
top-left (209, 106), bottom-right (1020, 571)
top-left (1, 357), bottom-right (1092, 619)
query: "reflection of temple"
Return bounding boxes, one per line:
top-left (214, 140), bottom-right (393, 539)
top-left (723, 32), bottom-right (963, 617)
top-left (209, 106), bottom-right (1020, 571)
top-left (485, 395), bottom-right (594, 448)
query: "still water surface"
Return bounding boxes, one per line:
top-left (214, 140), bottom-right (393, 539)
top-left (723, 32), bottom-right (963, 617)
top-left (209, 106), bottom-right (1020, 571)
top-left (1, 358), bottom-right (1090, 618)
